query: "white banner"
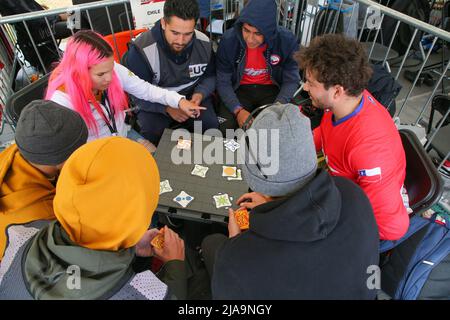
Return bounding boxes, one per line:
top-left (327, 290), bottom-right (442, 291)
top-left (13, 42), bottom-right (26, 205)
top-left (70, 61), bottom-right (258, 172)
top-left (130, 0), bottom-right (166, 29)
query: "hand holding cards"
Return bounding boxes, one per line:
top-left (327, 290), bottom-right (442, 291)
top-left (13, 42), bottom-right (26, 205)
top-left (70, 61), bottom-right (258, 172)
top-left (151, 226), bottom-right (185, 263)
top-left (234, 208), bottom-right (249, 230)
top-left (150, 228), bottom-right (165, 249)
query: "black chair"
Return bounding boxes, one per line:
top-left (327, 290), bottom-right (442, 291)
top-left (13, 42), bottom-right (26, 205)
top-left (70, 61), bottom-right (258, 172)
top-left (378, 129), bottom-right (444, 254)
top-left (5, 73), bottom-right (50, 127)
top-left (426, 94), bottom-right (450, 162)
top-left (400, 129), bottom-right (444, 216)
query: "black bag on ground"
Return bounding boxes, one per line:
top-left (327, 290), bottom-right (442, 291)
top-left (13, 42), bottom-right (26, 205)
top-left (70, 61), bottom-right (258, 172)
top-left (367, 62), bottom-right (402, 117)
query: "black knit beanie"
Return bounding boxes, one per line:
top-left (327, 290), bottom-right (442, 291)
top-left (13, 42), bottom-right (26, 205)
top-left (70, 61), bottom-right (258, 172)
top-left (15, 100), bottom-right (88, 165)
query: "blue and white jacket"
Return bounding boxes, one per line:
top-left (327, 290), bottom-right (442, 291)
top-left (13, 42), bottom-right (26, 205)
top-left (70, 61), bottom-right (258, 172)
top-left (126, 20), bottom-right (215, 114)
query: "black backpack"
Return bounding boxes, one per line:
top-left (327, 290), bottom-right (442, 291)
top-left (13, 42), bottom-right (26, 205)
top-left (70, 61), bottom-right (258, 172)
top-left (367, 62), bottom-right (402, 117)
top-left (381, 0), bottom-right (431, 56)
top-left (381, 212), bottom-right (450, 299)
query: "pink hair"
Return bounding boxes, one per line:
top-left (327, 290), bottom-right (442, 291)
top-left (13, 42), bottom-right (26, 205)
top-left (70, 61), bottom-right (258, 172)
top-left (45, 30), bottom-right (128, 134)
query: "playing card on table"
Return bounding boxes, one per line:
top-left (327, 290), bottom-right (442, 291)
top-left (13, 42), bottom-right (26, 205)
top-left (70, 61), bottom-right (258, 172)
top-left (173, 191), bottom-right (194, 208)
top-left (213, 193), bottom-right (232, 208)
top-left (177, 139), bottom-right (192, 150)
top-left (224, 139), bottom-right (240, 152)
top-left (159, 179), bottom-right (173, 195)
top-left (227, 169), bottom-right (243, 181)
top-left (191, 164), bottom-right (209, 178)
top-left (222, 165), bottom-right (237, 177)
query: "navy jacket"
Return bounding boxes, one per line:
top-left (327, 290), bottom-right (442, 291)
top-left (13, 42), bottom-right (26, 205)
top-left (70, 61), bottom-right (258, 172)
top-left (216, 0), bottom-right (301, 113)
top-left (212, 170), bottom-right (380, 299)
top-left (126, 20), bottom-right (216, 114)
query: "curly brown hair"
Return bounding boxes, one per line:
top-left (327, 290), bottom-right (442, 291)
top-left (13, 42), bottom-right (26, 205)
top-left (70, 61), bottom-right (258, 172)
top-left (295, 34), bottom-right (372, 97)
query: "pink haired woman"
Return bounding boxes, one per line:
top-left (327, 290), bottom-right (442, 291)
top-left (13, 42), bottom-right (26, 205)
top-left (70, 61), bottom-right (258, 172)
top-left (45, 30), bottom-right (203, 149)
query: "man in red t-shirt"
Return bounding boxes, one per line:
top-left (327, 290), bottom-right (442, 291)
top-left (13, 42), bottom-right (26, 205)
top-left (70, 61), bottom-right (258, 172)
top-left (295, 34), bottom-right (409, 241)
top-left (216, 0), bottom-right (300, 129)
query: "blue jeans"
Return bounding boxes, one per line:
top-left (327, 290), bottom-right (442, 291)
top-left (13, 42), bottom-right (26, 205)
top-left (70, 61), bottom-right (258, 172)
top-left (126, 127), bottom-right (144, 141)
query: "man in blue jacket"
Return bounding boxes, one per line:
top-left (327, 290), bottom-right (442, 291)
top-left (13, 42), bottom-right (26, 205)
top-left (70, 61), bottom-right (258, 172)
top-left (125, 0), bottom-right (218, 144)
top-left (216, 0), bottom-right (300, 128)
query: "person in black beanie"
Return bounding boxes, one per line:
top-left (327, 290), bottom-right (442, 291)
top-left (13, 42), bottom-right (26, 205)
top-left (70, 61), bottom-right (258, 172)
top-left (201, 103), bottom-right (380, 299)
top-left (0, 99), bottom-right (88, 260)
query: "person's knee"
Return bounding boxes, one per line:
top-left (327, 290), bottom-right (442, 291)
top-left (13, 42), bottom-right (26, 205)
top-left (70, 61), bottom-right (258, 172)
top-left (201, 114), bottom-right (219, 130)
top-left (137, 112), bottom-right (168, 144)
top-left (199, 100), bottom-right (219, 130)
top-left (201, 233), bottom-right (228, 254)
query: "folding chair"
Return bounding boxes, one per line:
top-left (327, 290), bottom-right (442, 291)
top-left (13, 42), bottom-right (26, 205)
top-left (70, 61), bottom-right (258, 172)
top-left (401, 129), bottom-right (444, 216)
top-left (5, 73), bottom-right (50, 127)
top-left (425, 94), bottom-right (450, 163)
top-left (379, 129), bottom-right (444, 253)
top-left (104, 29), bottom-right (147, 63)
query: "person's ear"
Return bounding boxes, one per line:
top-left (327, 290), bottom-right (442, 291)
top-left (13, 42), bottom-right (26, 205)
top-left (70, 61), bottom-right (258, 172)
top-left (161, 18), bottom-right (166, 31)
top-left (333, 85), bottom-right (345, 100)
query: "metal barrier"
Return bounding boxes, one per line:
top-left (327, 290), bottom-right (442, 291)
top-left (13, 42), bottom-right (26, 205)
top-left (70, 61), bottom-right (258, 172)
top-left (0, 0), bottom-right (448, 170)
top-left (0, 0), bottom-right (242, 90)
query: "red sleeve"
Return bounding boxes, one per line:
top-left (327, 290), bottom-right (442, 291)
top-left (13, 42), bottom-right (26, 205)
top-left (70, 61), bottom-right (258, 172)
top-left (313, 127), bottom-right (322, 152)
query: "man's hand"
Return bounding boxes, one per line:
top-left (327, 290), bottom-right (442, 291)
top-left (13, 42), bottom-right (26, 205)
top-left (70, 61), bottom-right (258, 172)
top-left (190, 93), bottom-right (203, 106)
top-left (178, 98), bottom-right (206, 119)
top-left (236, 192), bottom-right (272, 210)
top-left (228, 208), bottom-right (241, 238)
top-left (135, 228), bottom-right (160, 257)
top-left (153, 226), bottom-right (185, 263)
top-left (166, 106), bottom-right (190, 123)
top-left (190, 93), bottom-right (204, 118)
top-left (236, 109), bottom-right (253, 128)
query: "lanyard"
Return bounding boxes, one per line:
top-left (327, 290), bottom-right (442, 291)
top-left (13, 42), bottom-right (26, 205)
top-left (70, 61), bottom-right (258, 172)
top-left (98, 90), bottom-right (118, 136)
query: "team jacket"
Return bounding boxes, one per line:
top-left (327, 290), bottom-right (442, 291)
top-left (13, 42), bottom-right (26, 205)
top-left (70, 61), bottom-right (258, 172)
top-left (216, 0), bottom-right (301, 113)
top-left (126, 20), bottom-right (216, 114)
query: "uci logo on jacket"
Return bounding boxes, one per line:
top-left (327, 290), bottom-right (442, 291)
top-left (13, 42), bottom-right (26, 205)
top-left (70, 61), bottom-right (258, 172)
top-left (189, 64), bottom-right (208, 78)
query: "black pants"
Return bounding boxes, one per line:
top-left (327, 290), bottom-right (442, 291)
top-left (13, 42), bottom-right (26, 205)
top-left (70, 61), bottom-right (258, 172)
top-left (137, 97), bottom-right (219, 145)
top-left (217, 84), bottom-right (279, 132)
top-left (200, 233), bottom-right (228, 281)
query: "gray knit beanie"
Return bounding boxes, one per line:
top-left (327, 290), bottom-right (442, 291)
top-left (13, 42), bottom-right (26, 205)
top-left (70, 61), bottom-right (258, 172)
top-left (238, 104), bottom-right (317, 197)
top-left (15, 100), bottom-right (88, 165)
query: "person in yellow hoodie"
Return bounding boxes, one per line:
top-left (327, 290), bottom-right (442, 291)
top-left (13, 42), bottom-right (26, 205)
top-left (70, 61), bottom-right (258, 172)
top-left (0, 100), bottom-right (88, 260)
top-left (0, 137), bottom-right (193, 300)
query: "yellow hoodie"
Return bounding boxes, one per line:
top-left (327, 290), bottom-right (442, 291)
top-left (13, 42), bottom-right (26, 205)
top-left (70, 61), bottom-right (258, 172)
top-left (54, 137), bottom-right (160, 251)
top-left (0, 144), bottom-right (55, 259)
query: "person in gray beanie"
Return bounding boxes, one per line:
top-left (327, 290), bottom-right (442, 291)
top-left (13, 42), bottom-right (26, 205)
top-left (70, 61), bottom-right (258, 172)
top-left (238, 103), bottom-right (317, 197)
top-left (201, 103), bottom-right (380, 299)
top-left (0, 99), bottom-right (88, 260)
